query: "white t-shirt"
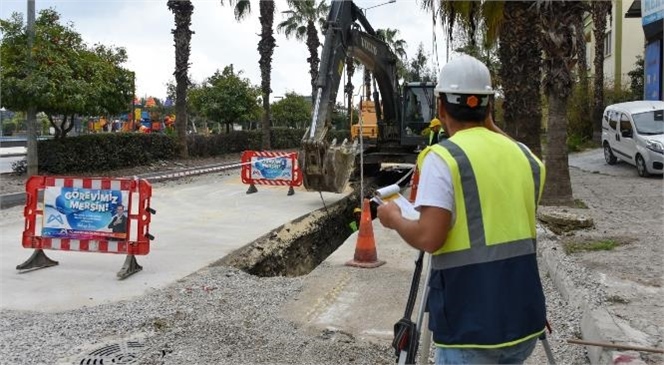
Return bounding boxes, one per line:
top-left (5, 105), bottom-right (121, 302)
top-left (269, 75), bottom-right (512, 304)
top-left (414, 152), bottom-right (456, 224)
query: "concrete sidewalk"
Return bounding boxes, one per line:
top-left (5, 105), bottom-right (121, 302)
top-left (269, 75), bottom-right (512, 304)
top-left (282, 219), bottom-right (420, 344)
top-left (0, 173), bottom-right (347, 312)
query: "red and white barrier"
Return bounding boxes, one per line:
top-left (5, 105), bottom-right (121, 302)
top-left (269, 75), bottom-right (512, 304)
top-left (240, 151), bottom-right (302, 195)
top-left (19, 175), bottom-right (154, 279)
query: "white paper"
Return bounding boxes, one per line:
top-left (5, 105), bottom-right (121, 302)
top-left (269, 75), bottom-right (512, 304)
top-left (373, 184), bottom-right (420, 220)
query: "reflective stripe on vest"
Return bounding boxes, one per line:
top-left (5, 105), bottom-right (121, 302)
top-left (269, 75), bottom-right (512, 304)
top-left (516, 143), bottom-right (542, 206)
top-left (430, 137), bottom-right (541, 270)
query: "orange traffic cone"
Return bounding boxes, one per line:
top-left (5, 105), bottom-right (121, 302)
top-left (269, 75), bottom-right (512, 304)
top-left (346, 199), bottom-right (386, 268)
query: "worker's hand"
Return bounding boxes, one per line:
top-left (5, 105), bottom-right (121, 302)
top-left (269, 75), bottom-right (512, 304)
top-left (377, 201), bottom-right (402, 229)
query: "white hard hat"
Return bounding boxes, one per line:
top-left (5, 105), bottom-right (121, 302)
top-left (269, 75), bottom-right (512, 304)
top-left (434, 54), bottom-right (494, 96)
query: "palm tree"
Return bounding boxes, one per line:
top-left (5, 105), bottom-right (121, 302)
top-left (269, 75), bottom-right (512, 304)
top-left (167, 0), bottom-right (194, 158)
top-left (425, 1), bottom-right (544, 156)
top-left (574, 2), bottom-right (592, 140)
top-left (498, 1), bottom-right (543, 158)
top-left (345, 56), bottom-right (361, 125)
top-left (376, 28), bottom-right (408, 79)
top-left (227, 0), bottom-right (276, 150)
top-left (591, 1), bottom-right (611, 143)
top-left (277, 0), bottom-right (329, 103)
top-left (539, 0), bottom-right (585, 206)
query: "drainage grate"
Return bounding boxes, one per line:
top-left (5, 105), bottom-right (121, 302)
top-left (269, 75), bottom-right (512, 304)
top-left (78, 341), bottom-right (144, 365)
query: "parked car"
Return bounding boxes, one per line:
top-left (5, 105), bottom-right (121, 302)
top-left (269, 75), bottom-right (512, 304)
top-left (602, 101), bottom-right (664, 177)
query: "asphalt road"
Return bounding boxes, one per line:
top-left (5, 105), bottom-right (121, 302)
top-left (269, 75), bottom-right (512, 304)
top-left (568, 148), bottom-right (644, 177)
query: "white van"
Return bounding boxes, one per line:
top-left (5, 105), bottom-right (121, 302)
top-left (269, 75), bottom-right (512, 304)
top-left (601, 101), bottom-right (664, 177)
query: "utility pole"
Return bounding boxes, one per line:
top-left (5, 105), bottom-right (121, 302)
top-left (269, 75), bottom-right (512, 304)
top-left (26, 0), bottom-right (38, 176)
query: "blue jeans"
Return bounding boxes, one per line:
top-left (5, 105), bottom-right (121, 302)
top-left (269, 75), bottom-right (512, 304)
top-left (435, 338), bottom-right (537, 365)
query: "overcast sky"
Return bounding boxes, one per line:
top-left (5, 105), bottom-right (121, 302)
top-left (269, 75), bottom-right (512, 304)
top-left (1, 0), bottom-right (447, 105)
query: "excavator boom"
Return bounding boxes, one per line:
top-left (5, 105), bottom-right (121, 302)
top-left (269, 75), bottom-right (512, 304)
top-left (301, 0), bottom-right (401, 193)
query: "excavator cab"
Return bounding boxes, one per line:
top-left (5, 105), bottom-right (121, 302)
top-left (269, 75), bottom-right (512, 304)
top-left (401, 82), bottom-right (437, 148)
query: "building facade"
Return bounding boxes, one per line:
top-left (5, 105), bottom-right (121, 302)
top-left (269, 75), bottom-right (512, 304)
top-left (585, 0), bottom-right (646, 90)
top-left (636, 0), bottom-right (663, 100)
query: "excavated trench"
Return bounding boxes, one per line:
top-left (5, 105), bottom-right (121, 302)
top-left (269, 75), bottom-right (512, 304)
top-left (215, 169), bottom-right (410, 277)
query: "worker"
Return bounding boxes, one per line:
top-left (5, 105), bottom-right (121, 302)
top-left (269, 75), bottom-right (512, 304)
top-left (349, 207), bottom-right (362, 232)
top-left (376, 54), bottom-right (546, 365)
top-left (428, 117), bottom-right (444, 146)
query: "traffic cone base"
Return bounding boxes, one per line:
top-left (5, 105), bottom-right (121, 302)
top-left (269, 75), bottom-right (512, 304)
top-left (344, 198), bottom-right (385, 269)
top-left (345, 258), bottom-right (386, 268)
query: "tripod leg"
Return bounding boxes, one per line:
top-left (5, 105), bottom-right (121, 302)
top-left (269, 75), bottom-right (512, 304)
top-left (416, 254), bottom-right (432, 365)
top-left (540, 333), bottom-right (556, 365)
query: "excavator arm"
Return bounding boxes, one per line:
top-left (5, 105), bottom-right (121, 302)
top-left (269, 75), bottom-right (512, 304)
top-left (301, 0), bottom-right (401, 193)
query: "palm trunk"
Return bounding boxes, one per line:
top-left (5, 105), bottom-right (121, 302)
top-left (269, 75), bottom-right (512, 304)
top-left (591, 1), bottom-right (610, 143)
top-left (168, 0), bottom-right (194, 158)
top-left (499, 1), bottom-right (543, 157)
top-left (306, 20), bottom-right (320, 104)
top-left (345, 57), bottom-right (355, 128)
top-left (258, 0), bottom-right (275, 150)
top-left (542, 94), bottom-right (573, 205)
top-left (539, 0), bottom-right (581, 206)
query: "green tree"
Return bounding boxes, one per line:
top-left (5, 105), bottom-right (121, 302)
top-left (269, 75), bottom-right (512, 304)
top-left (406, 43), bottom-right (436, 82)
top-left (278, 0), bottom-right (329, 102)
top-left (331, 102), bottom-right (357, 130)
top-left (1, 9), bottom-right (132, 139)
top-left (271, 92), bottom-right (311, 129)
top-left (228, 0), bottom-right (276, 150)
top-left (628, 55), bottom-right (644, 100)
top-left (167, 0), bottom-right (194, 158)
top-left (189, 65), bottom-right (261, 133)
top-left (539, 0), bottom-right (584, 206)
top-left (87, 44), bottom-right (134, 118)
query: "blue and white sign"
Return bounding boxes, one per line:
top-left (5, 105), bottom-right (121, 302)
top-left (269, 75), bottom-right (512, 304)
top-left (42, 186), bottom-right (129, 240)
top-left (643, 0), bottom-right (664, 26)
top-left (645, 40), bottom-right (662, 100)
top-left (250, 156), bottom-right (293, 180)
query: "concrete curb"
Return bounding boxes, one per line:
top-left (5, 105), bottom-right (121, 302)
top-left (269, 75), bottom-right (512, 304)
top-left (539, 238), bottom-right (648, 364)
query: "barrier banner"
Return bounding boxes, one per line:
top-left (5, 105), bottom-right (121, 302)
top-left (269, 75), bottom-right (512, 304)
top-left (19, 176), bottom-right (154, 279)
top-left (43, 186), bottom-right (129, 241)
top-left (241, 151), bottom-right (302, 187)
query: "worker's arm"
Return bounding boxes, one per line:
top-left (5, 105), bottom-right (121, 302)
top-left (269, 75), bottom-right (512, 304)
top-left (377, 204), bottom-right (451, 253)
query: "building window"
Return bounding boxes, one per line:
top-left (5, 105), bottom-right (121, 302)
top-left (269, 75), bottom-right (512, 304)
top-left (604, 30), bottom-right (612, 56)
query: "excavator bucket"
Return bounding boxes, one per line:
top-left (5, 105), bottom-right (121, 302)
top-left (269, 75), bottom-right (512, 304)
top-left (301, 138), bottom-right (358, 193)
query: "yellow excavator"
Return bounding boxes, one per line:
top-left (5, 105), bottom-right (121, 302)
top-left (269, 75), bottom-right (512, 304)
top-left (351, 100), bottom-right (379, 142)
top-left (300, 0), bottom-right (436, 193)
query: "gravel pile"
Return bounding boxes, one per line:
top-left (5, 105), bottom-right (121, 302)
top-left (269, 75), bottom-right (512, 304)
top-left (0, 265), bottom-right (393, 365)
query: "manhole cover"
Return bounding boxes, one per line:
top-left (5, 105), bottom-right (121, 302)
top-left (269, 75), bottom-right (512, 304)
top-left (78, 341), bottom-right (144, 364)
